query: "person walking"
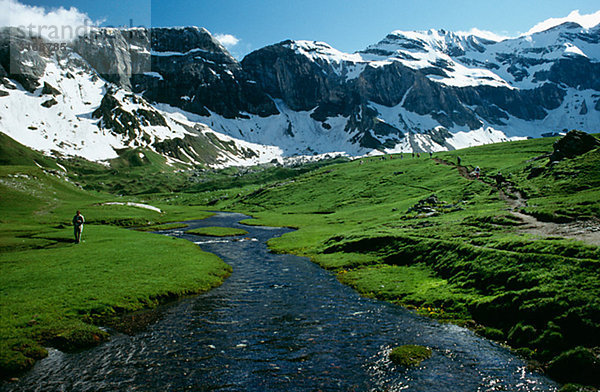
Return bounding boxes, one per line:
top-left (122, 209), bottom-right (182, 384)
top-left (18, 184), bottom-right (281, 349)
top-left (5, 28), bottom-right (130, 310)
top-left (495, 172), bottom-right (504, 187)
top-left (73, 210), bottom-right (85, 244)
top-left (474, 166), bottom-right (481, 179)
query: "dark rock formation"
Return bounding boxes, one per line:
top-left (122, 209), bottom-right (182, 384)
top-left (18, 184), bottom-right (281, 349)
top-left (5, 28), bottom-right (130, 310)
top-left (242, 41), bottom-right (351, 113)
top-left (92, 91), bottom-right (148, 140)
top-left (0, 28), bottom-right (47, 92)
top-left (42, 82), bottom-right (61, 96)
top-left (71, 28), bottom-right (150, 90)
top-left (549, 130), bottom-right (600, 161)
top-left (41, 98), bottom-right (57, 108)
top-left (534, 57), bottom-right (600, 91)
top-left (72, 27), bottom-right (278, 119)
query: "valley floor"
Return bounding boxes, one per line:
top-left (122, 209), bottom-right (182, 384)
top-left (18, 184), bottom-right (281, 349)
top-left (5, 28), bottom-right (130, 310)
top-left (1, 133), bottom-right (599, 389)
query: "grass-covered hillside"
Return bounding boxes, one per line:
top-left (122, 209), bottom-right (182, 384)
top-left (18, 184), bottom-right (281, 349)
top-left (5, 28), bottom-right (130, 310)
top-left (209, 133), bottom-right (600, 387)
top-left (0, 136), bottom-right (232, 377)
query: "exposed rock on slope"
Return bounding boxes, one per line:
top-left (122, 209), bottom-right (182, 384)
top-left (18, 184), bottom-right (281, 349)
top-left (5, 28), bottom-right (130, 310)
top-left (550, 130), bottom-right (600, 161)
top-left (72, 27), bottom-right (278, 119)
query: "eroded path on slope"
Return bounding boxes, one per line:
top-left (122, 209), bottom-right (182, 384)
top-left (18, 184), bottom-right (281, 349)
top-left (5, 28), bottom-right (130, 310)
top-left (434, 158), bottom-right (600, 246)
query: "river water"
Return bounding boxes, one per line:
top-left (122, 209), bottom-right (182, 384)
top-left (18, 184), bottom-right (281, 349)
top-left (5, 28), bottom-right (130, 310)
top-left (2, 212), bottom-right (558, 391)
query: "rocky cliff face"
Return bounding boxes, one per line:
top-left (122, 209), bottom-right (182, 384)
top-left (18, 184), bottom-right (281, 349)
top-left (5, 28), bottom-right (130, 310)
top-left (236, 23), bottom-right (600, 149)
top-left (72, 27), bottom-right (278, 119)
top-left (240, 24), bottom-right (596, 150)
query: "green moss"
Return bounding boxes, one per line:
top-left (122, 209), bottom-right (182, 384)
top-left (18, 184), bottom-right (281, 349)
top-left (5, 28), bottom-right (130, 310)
top-left (559, 383), bottom-right (600, 392)
top-left (477, 327), bottom-right (505, 342)
top-left (547, 347), bottom-right (600, 386)
top-left (389, 345), bottom-right (432, 367)
top-left (187, 226), bottom-right (249, 237)
top-left (514, 347), bottom-right (535, 359)
top-left (507, 323), bottom-right (538, 347)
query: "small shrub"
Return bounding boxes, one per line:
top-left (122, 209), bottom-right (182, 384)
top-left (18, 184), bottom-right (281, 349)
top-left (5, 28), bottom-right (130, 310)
top-left (478, 327), bottom-right (505, 341)
top-left (507, 323), bottom-right (537, 347)
top-left (547, 346), bottom-right (600, 386)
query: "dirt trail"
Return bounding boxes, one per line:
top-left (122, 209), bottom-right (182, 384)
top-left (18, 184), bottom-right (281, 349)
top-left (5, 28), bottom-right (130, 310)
top-left (434, 158), bottom-right (600, 246)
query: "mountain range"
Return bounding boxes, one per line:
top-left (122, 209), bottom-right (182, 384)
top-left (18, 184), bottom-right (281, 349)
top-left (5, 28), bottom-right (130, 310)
top-left (1, 13), bottom-right (599, 166)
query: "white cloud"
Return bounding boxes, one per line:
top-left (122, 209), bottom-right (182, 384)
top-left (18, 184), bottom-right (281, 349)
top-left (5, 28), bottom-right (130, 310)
top-left (525, 9), bottom-right (600, 36)
top-left (215, 33), bottom-right (240, 48)
top-left (0, 0), bottom-right (98, 42)
top-left (458, 28), bottom-right (510, 42)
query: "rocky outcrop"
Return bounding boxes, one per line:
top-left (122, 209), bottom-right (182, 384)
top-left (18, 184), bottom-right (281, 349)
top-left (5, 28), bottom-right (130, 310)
top-left (0, 28), bottom-right (47, 92)
top-left (72, 27), bottom-right (278, 119)
top-left (41, 82), bottom-right (61, 96)
top-left (41, 98), bottom-right (57, 108)
top-left (454, 83), bottom-right (566, 123)
top-left (71, 28), bottom-right (150, 90)
top-left (242, 41), bottom-right (350, 113)
top-left (139, 27), bottom-right (278, 118)
top-left (92, 90), bottom-right (173, 142)
top-left (549, 130), bottom-right (600, 161)
top-left (92, 91), bottom-right (142, 140)
top-left (534, 57), bottom-right (600, 91)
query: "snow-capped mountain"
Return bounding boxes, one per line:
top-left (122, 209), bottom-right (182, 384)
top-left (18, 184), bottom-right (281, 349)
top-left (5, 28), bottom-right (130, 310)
top-left (0, 27), bottom-right (283, 166)
top-left (1, 12), bottom-right (599, 165)
top-left (241, 18), bottom-right (599, 152)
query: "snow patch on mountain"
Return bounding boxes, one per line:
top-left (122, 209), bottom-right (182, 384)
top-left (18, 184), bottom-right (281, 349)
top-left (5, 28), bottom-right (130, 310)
top-left (157, 99), bottom-right (373, 156)
top-left (359, 19), bottom-right (599, 90)
top-left (0, 56), bottom-right (124, 160)
top-left (286, 40), bottom-right (368, 80)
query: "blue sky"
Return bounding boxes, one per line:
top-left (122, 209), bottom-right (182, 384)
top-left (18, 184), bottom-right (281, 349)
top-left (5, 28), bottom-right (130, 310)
top-left (12, 0), bottom-right (600, 58)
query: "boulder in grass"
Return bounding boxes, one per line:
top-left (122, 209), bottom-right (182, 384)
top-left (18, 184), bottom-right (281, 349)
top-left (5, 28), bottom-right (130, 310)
top-left (549, 130), bottom-right (600, 162)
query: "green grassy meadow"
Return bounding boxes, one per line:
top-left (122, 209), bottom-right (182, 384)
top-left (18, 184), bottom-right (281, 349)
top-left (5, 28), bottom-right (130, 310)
top-left (0, 139), bottom-right (231, 376)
